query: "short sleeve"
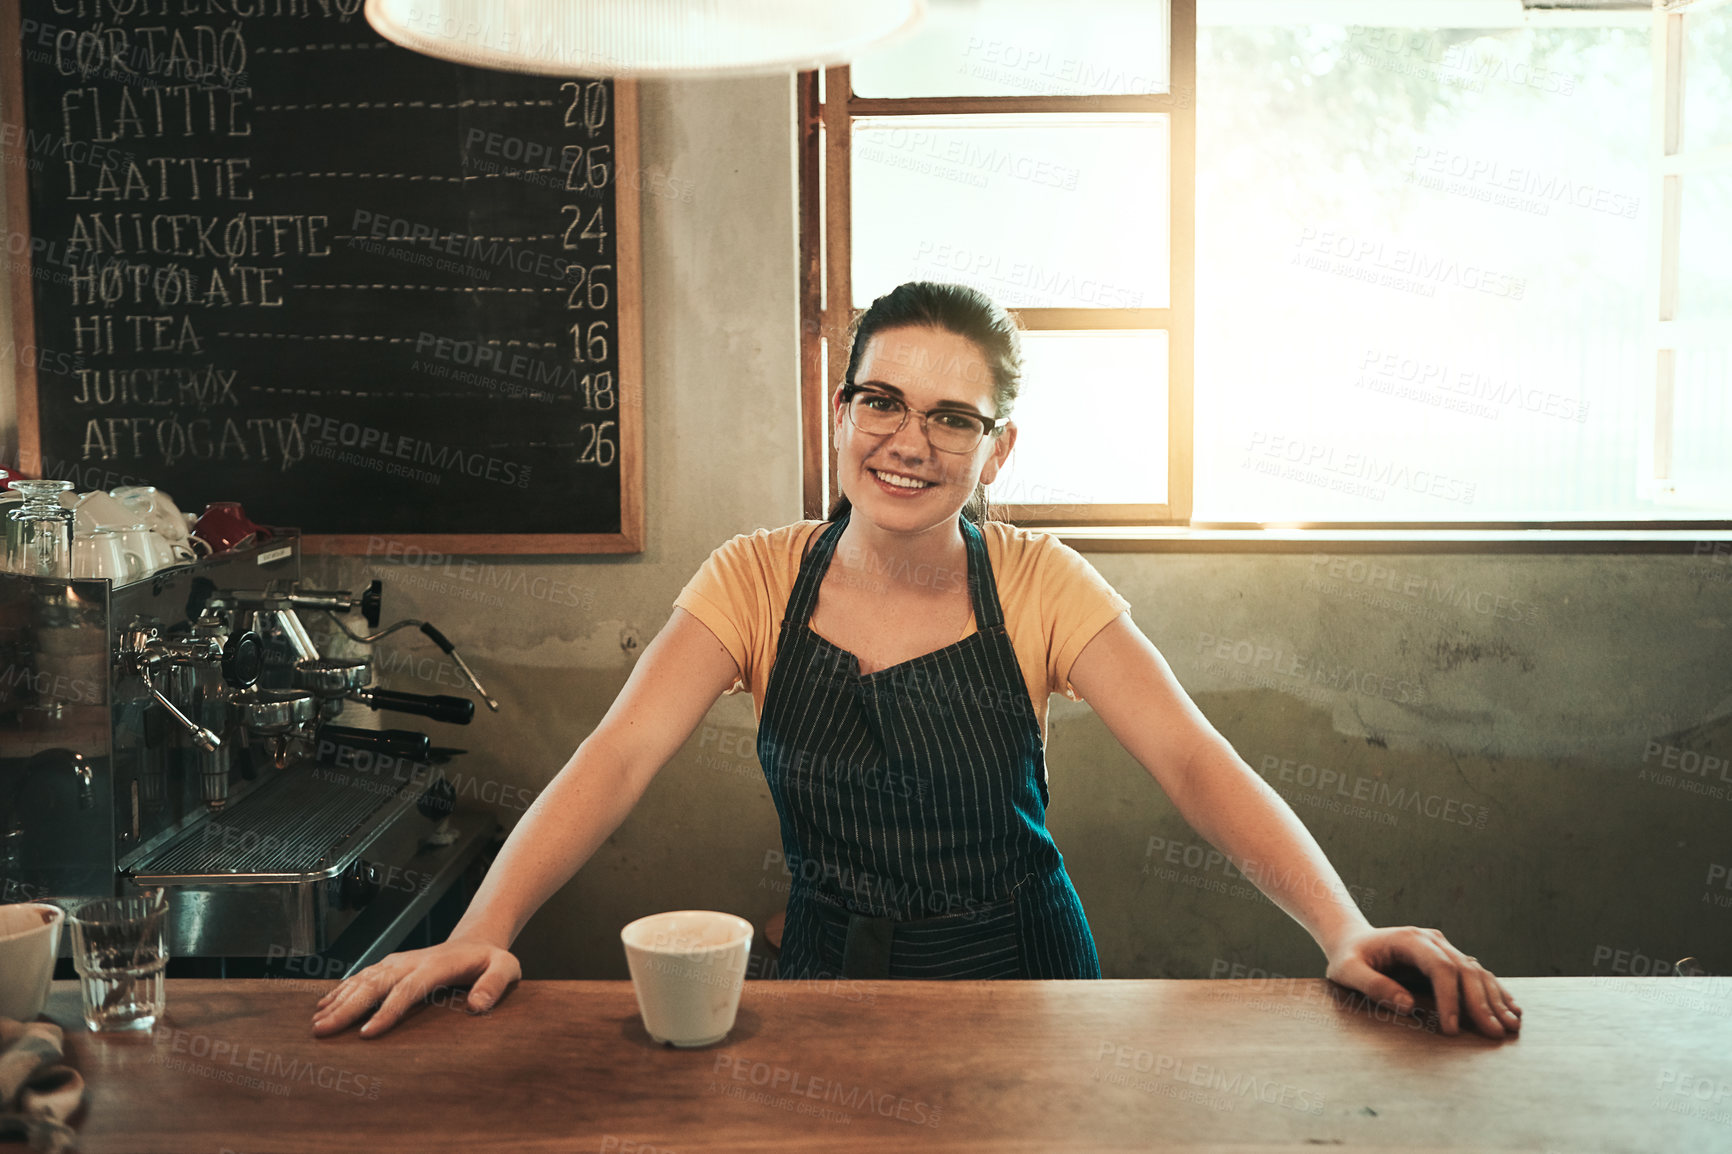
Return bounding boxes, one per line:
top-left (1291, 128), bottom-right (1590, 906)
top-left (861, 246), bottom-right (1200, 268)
top-left (672, 536), bottom-right (757, 697)
top-left (1036, 537), bottom-right (1132, 702)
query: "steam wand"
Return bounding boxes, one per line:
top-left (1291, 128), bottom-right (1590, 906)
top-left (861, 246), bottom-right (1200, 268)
top-left (324, 613), bottom-right (500, 713)
top-left (120, 631), bottom-right (224, 752)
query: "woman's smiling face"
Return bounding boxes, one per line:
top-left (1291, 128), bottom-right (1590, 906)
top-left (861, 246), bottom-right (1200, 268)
top-left (834, 325), bottom-right (1016, 534)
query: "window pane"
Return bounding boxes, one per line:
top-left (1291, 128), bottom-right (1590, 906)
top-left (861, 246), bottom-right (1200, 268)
top-left (851, 0), bottom-right (1169, 98)
top-left (851, 115), bottom-right (1169, 309)
top-left (1194, 24), bottom-right (1671, 521)
top-left (1669, 344), bottom-right (1732, 507)
top-left (1683, 5), bottom-right (1732, 153)
top-left (1678, 169), bottom-right (1732, 325)
top-left (992, 331), bottom-right (1168, 508)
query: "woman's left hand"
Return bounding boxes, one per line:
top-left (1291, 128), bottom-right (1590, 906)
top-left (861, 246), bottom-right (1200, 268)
top-left (1324, 925), bottom-right (1523, 1038)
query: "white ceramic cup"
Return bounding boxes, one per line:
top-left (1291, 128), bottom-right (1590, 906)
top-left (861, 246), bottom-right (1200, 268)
top-left (110, 486), bottom-right (191, 545)
top-left (620, 911), bottom-right (753, 1047)
top-left (113, 525), bottom-right (189, 578)
top-left (0, 903), bottom-right (65, 1021)
top-left (69, 490), bottom-right (137, 537)
top-left (150, 528), bottom-right (194, 569)
top-left (71, 530), bottom-right (146, 583)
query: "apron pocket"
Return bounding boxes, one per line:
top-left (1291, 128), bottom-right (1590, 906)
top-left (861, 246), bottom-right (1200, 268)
top-left (813, 895), bottom-right (1022, 979)
top-left (892, 903), bottom-right (1020, 978)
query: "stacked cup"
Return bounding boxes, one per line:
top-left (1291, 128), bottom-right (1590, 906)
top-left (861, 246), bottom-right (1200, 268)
top-left (61, 488), bottom-right (197, 583)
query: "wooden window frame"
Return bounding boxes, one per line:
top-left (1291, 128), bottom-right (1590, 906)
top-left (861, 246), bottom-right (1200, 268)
top-left (1645, 0), bottom-right (1732, 509)
top-left (797, 0), bottom-right (1197, 526)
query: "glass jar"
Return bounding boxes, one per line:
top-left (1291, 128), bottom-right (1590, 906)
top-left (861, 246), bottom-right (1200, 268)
top-left (4, 480), bottom-right (75, 577)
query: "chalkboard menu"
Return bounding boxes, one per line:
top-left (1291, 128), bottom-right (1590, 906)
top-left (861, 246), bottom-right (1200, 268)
top-left (3, 2), bottom-right (643, 553)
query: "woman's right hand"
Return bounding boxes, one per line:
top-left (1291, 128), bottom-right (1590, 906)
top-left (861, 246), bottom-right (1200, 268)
top-left (310, 938), bottom-right (521, 1038)
top-left (306, 607), bottom-right (740, 1041)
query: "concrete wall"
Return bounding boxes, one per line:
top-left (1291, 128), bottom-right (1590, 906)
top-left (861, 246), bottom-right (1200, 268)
top-left (1071, 551), bottom-right (1732, 983)
top-left (4, 75), bottom-right (1728, 986)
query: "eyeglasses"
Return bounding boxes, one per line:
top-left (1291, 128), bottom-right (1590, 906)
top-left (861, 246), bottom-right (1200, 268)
top-left (838, 384), bottom-right (1009, 454)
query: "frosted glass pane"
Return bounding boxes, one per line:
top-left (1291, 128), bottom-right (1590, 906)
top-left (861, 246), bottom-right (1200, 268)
top-left (1194, 24), bottom-right (1670, 521)
top-left (1683, 6), bottom-right (1732, 152)
top-left (852, 115), bottom-right (1169, 309)
top-left (1670, 345), bottom-right (1732, 498)
top-left (1678, 170), bottom-right (1732, 325)
top-left (852, 0), bottom-right (1170, 98)
top-left (992, 331), bottom-right (1168, 508)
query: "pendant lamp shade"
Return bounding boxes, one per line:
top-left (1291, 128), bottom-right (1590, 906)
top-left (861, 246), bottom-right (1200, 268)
top-left (363, 0), bottom-right (926, 77)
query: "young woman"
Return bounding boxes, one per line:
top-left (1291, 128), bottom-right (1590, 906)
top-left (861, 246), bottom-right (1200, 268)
top-left (312, 282), bottom-right (1522, 1040)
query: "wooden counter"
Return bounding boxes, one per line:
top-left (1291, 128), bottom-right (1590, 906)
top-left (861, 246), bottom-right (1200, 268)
top-left (40, 976), bottom-right (1732, 1152)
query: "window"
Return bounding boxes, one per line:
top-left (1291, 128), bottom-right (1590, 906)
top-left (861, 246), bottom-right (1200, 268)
top-left (799, 0), bottom-right (1193, 524)
top-left (802, 0), bottom-right (1732, 528)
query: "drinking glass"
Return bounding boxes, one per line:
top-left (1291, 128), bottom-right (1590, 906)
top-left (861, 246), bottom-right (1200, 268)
top-left (4, 480), bottom-right (74, 577)
top-left (68, 894), bottom-right (169, 1032)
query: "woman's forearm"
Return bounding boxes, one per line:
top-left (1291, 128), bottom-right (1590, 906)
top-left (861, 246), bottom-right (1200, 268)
top-left (445, 734), bottom-right (648, 950)
top-left (1165, 733), bottom-right (1373, 957)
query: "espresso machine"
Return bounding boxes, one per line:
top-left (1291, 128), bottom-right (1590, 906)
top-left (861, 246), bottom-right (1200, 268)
top-left (0, 532), bottom-right (500, 976)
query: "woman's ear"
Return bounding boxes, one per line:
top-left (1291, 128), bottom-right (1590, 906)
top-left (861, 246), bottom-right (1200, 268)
top-left (979, 421), bottom-right (1017, 486)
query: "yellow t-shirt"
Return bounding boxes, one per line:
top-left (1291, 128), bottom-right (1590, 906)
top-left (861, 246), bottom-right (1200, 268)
top-left (672, 519), bottom-right (1131, 747)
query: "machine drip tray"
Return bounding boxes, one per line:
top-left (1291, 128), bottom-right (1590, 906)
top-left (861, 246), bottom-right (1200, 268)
top-left (122, 762), bottom-right (457, 956)
top-left (130, 762), bottom-right (422, 880)
top-left (130, 765), bottom-right (422, 883)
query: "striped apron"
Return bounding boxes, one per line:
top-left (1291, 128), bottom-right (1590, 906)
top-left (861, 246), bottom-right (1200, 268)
top-left (760, 507), bottom-right (1101, 980)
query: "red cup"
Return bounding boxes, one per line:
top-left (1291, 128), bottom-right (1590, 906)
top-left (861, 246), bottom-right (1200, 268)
top-left (191, 501), bottom-right (273, 554)
top-left (0, 464), bottom-right (30, 492)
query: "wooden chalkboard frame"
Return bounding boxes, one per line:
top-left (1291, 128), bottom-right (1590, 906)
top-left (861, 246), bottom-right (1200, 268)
top-left (0, 7), bottom-right (643, 555)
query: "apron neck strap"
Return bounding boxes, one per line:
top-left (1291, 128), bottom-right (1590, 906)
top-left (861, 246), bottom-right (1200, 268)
top-left (958, 512), bottom-right (1004, 631)
top-left (783, 511), bottom-right (846, 629)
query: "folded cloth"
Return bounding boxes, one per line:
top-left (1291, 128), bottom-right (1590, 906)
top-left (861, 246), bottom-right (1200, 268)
top-left (0, 1018), bottom-right (82, 1153)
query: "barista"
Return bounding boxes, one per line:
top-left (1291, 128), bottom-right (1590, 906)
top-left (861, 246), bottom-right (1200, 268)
top-left (313, 282), bottom-right (1521, 1039)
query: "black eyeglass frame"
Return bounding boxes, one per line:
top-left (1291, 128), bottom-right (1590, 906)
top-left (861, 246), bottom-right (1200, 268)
top-left (837, 382), bottom-right (1010, 453)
